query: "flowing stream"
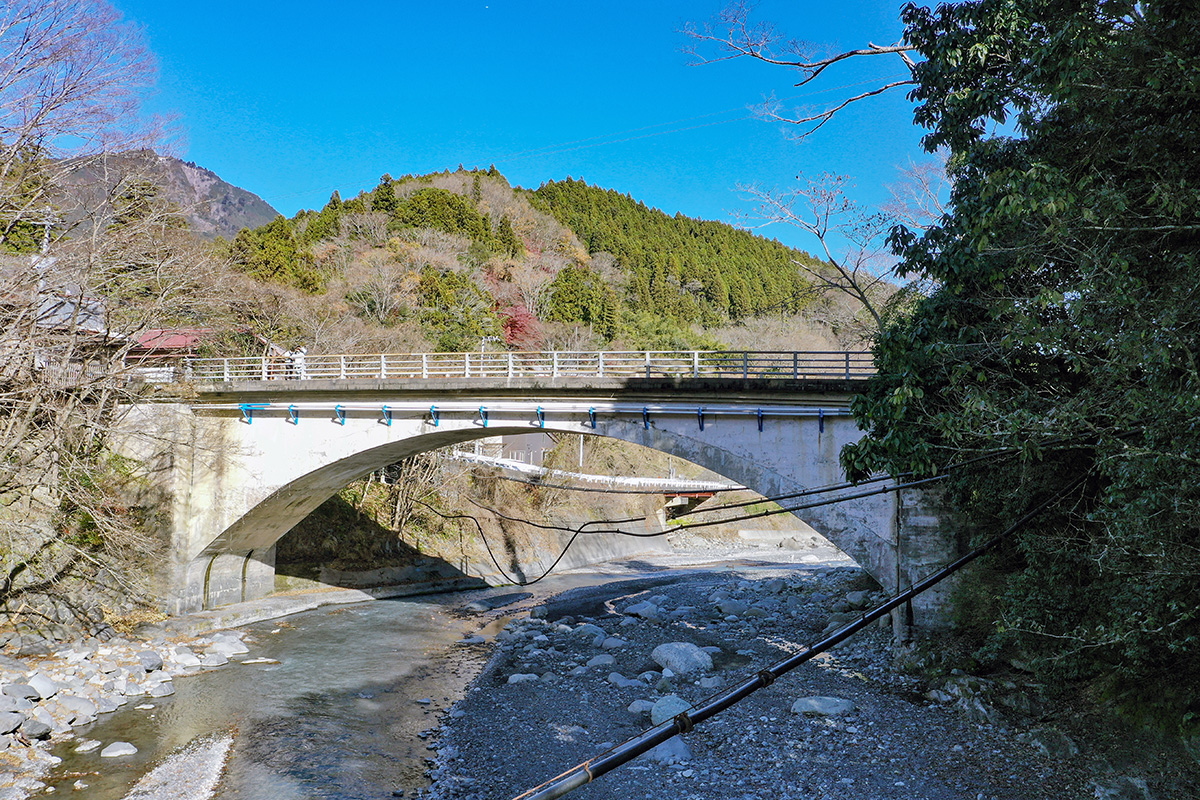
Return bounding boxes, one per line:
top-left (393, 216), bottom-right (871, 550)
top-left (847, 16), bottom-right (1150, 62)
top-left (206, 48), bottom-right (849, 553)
top-left (45, 590), bottom-right (518, 799)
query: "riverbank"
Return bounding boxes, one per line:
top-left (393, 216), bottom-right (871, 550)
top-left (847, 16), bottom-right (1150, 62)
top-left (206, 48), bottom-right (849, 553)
top-left (419, 563), bottom-right (1200, 800)
top-left (0, 573), bottom-right (494, 798)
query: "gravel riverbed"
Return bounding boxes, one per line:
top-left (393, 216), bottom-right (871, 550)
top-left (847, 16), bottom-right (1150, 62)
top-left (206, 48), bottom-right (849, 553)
top-left (418, 563), bottom-right (1200, 800)
top-left (0, 552), bottom-right (1195, 799)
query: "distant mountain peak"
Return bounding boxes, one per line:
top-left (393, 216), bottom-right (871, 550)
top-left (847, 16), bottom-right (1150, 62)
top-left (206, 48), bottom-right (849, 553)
top-left (153, 155), bottom-right (279, 239)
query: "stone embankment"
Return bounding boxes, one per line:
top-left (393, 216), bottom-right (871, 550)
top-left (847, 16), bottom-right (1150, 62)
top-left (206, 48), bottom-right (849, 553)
top-left (419, 567), bottom-right (1198, 800)
top-left (0, 628), bottom-right (252, 797)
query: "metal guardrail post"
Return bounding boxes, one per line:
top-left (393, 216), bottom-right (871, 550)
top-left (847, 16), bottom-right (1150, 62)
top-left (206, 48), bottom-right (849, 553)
top-left (422, 353), bottom-right (428, 379)
top-left (742, 352), bottom-right (749, 379)
top-left (793, 352), bottom-right (799, 379)
top-left (465, 352), bottom-right (471, 378)
top-left (507, 352), bottom-right (514, 378)
top-left (644, 351), bottom-right (651, 378)
top-left (261, 359), bottom-right (268, 381)
top-left (380, 354), bottom-right (386, 379)
top-left (692, 351), bottom-right (699, 377)
top-left (339, 355), bottom-right (346, 380)
top-left (553, 351), bottom-right (559, 378)
top-left (222, 359), bottom-right (230, 382)
top-left (598, 352), bottom-right (605, 377)
top-left (845, 352), bottom-right (851, 380)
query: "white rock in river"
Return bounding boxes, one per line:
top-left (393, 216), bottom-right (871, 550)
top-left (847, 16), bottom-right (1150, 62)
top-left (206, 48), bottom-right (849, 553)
top-left (100, 741), bottom-right (138, 757)
top-left (651, 643), bottom-right (712, 676)
top-left (27, 673), bottom-right (59, 699)
top-left (791, 696), bottom-right (856, 716)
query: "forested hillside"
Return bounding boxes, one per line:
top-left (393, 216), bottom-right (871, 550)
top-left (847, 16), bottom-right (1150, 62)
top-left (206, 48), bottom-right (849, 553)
top-left (530, 178), bottom-right (819, 323)
top-left (215, 167), bottom-right (855, 355)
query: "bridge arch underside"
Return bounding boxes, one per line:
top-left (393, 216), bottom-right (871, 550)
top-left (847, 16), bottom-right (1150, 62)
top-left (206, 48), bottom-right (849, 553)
top-left (164, 401), bottom-right (898, 613)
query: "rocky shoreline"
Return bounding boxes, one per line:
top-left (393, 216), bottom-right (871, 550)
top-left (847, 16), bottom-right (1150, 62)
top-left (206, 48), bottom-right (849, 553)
top-left (418, 564), bottom-right (1199, 800)
top-left (0, 556), bottom-right (1196, 799)
top-left (0, 627), bottom-right (254, 797)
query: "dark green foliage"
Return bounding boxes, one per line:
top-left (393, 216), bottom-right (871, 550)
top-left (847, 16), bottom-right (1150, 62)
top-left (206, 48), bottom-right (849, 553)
top-left (496, 215), bottom-right (523, 256)
top-left (0, 148), bottom-right (51, 254)
top-left (370, 174), bottom-right (398, 215)
top-left (299, 191), bottom-right (342, 244)
top-left (392, 187), bottom-right (493, 244)
top-left (530, 178), bottom-right (818, 322)
top-left (0, 219), bottom-right (42, 254)
top-left (230, 215), bottom-right (326, 293)
top-left (417, 266), bottom-right (502, 351)
top-left (545, 266), bottom-right (618, 339)
top-left (842, 0), bottom-right (1200, 690)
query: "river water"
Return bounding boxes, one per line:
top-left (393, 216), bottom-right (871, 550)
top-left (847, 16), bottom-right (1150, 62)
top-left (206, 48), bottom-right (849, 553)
top-left (46, 590), bottom-right (516, 799)
top-left (44, 547), bottom-right (841, 799)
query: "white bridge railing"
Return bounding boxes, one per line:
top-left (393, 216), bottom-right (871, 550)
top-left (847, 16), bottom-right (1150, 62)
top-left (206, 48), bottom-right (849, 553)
top-left (178, 350), bottom-right (873, 383)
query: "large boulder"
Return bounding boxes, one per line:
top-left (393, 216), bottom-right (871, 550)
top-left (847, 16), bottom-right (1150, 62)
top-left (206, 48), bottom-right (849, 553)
top-left (0, 712), bottom-right (23, 734)
top-left (136, 650), bottom-right (164, 672)
top-left (651, 643), bottom-right (712, 676)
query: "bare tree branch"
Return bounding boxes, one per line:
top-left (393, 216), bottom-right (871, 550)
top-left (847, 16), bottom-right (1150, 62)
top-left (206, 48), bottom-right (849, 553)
top-left (682, 2), bottom-right (916, 137)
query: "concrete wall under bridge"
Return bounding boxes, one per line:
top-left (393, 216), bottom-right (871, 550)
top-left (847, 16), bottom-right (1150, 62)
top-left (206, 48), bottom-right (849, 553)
top-left (113, 376), bottom-right (963, 631)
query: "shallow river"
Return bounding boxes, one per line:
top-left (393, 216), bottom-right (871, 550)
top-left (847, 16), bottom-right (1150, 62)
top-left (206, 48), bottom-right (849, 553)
top-left (45, 590), bottom-right (516, 799)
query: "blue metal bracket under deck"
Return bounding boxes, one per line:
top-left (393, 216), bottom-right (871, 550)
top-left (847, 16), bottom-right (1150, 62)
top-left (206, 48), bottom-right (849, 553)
top-left (238, 403), bottom-right (269, 424)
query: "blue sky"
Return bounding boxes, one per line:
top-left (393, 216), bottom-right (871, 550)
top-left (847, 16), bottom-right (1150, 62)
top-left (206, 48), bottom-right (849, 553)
top-left (110, 0), bottom-right (929, 252)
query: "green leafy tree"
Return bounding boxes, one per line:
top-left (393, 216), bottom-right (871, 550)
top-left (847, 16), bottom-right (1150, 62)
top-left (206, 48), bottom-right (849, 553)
top-left (417, 267), bottom-right (502, 351)
top-left (231, 215), bottom-right (325, 293)
top-left (530, 178), bottom-right (822, 323)
top-left (370, 174), bottom-right (398, 215)
top-left (545, 266), bottom-right (618, 340)
top-left (828, 0), bottom-right (1200, 689)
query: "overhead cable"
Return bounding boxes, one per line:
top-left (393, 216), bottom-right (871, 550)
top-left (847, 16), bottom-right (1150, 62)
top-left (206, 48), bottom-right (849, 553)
top-left (507, 472), bottom-right (1091, 800)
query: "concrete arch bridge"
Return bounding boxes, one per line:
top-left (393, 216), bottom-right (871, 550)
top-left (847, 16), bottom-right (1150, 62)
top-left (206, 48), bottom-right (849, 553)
top-left (114, 350), bottom-right (960, 626)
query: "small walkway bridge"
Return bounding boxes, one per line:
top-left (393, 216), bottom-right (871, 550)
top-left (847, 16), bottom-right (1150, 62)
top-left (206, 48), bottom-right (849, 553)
top-left (116, 350), bottom-right (958, 628)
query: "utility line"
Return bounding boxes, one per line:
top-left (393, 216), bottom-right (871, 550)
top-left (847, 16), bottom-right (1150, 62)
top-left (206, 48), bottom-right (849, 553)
top-left (419, 471), bottom-right (951, 586)
top-left (507, 472), bottom-right (1091, 800)
top-left (416, 444), bottom-right (1037, 586)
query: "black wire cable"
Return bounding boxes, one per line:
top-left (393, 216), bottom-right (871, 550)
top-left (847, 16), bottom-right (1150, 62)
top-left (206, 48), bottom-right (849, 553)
top-left (415, 499), bottom-right (610, 586)
top-left (418, 471), bottom-right (954, 586)
top-left (418, 444), bottom-right (1038, 586)
top-left (508, 472), bottom-right (1092, 800)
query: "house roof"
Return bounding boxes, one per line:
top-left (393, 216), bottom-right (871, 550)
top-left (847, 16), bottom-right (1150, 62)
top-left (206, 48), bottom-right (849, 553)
top-left (131, 328), bottom-right (217, 352)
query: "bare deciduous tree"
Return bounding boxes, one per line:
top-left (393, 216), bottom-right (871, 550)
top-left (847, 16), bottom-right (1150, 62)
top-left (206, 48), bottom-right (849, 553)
top-left (346, 251), bottom-right (417, 325)
top-left (883, 153), bottom-right (950, 232)
top-left (739, 174), bottom-right (895, 342)
top-left (0, 0), bottom-right (221, 628)
top-left (682, 2), bottom-right (916, 138)
top-left (342, 211), bottom-right (390, 248)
